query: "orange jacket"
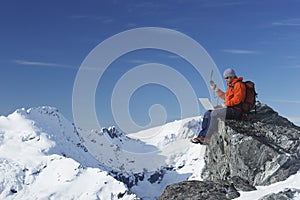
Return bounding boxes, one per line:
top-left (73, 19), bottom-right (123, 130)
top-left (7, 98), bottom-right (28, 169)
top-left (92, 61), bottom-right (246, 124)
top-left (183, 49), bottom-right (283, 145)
top-left (216, 77), bottom-right (246, 107)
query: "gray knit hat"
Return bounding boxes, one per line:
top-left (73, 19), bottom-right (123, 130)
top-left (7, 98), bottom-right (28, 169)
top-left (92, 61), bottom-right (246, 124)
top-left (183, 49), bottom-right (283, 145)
top-left (223, 68), bottom-right (236, 78)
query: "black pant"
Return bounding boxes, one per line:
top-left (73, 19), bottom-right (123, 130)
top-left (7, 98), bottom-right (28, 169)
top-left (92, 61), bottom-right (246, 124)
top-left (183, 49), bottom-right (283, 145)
top-left (197, 107), bottom-right (242, 138)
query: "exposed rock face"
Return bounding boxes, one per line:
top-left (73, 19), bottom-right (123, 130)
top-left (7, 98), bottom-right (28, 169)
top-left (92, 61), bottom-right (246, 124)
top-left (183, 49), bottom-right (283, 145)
top-left (202, 102), bottom-right (300, 189)
top-left (159, 103), bottom-right (300, 199)
top-left (158, 180), bottom-right (240, 200)
top-left (259, 188), bottom-right (300, 200)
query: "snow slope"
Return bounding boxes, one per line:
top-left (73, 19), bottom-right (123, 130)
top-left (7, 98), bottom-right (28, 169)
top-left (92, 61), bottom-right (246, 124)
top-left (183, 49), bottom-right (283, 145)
top-left (77, 116), bottom-right (207, 199)
top-left (236, 171), bottom-right (300, 199)
top-left (0, 107), bottom-right (136, 199)
top-left (0, 106), bottom-right (299, 199)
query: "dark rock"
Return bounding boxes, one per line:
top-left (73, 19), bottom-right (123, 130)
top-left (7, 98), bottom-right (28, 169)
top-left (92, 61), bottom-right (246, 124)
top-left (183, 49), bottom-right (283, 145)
top-left (229, 176), bottom-right (256, 191)
top-left (148, 170), bottom-right (164, 184)
top-left (102, 126), bottom-right (122, 139)
top-left (111, 169), bottom-right (166, 189)
top-left (258, 188), bottom-right (300, 200)
top-left (158, 180), bottom-right (240, 200)
top-left (10, 188), bottom-right (17, 194)
top-left (110, 171), bottom-right (144, 188)
top-left (201, 102), bottom-right (300, 189)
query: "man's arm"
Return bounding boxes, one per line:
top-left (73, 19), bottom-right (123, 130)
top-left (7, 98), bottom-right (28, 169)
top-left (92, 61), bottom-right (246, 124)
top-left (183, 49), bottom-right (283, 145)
top-left (216, 89), bottom-right (225, 100)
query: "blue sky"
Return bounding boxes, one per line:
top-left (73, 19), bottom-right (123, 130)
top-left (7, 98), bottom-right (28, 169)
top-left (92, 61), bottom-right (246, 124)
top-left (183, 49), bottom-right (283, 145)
top-left (1, 0), bottom-right (300, 132)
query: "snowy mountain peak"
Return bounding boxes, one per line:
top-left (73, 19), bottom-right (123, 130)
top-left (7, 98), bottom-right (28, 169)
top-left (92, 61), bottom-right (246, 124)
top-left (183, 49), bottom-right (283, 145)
top-left (15, 106), bottom-right (60, 119)
top-left (0, 106), bottom-right (206, 199)
top-left (1, 104), bottom-right (299, 200)
top-left (0, 106), bottom-right (137, 199)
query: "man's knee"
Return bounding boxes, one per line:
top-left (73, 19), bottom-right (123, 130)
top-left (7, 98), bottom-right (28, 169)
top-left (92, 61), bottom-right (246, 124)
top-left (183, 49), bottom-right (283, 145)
top-left (204, 110), bottom-right (212, 118)
top-left (211, 108), bottom-right (227, 119)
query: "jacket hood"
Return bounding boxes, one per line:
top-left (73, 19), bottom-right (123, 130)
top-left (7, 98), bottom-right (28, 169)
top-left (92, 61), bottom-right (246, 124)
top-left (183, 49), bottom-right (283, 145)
top-left (228, 77), bottom-right (243, 87)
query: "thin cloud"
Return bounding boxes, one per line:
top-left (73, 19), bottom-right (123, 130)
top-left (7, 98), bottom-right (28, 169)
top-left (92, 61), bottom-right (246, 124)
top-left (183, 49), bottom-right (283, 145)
top-left (221, 49), bottom-right (258, 54)
top-left (285, 65), bottom-right (300, 69)
top-left (95, 16), bottom-right (114, 24)
top-left (200, 0), bottom-right (245, 7)
top-left (264, 98), bottom-right (300, 104)
top-left (272, 18), bottom-right (300, 26)
top-left (125, 23), bottom-right (138, 28)
top-left (70, 15), bottom-right (114, 24)
top-left (69, 15), bottom-right (88, 19)
top-left (175, 0), bottom-right (245, 7)
top-left (13, 60), bottom-right (73, 69)
top-left (128, 59), bottom-right (149, 64)
top-left (279, 62), bottom-right (300, 69)
top-left (286, 56), bottom-right (298, 60)
top-left (134, 2), bottom-right (163, 9)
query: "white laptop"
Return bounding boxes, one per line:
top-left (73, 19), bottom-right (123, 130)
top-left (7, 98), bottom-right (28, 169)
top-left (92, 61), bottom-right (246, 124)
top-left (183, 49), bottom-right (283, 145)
top-left (199, 98), bottom-right (215, 110)
top-left (199, 98), bottom-right (225, 110)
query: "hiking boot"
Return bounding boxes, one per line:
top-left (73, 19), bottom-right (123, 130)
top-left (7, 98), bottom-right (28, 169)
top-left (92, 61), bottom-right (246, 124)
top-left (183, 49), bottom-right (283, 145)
top-left (191, 136), bottom-right (206, 144)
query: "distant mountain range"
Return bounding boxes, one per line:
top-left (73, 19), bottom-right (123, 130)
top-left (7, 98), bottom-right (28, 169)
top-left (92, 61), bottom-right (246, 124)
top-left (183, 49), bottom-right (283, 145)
top-left (0, 104), bottom-right (299, 199)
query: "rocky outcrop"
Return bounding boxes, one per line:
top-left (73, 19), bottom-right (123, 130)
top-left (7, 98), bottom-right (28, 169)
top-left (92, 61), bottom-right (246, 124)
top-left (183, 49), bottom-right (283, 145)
top-left (159, 103), bottom-right (300, 199)
top-left (158, 180), bottom-right (240, 200)
top-left (259, 188), bottom-right (300, 200)
top-left (202, 102), bottom-right (300, 189)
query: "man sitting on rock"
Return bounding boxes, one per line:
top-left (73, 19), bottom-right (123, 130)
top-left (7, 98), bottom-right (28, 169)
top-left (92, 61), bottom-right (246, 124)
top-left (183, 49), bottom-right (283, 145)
top-left (191, 68), bottom-right (246, 145)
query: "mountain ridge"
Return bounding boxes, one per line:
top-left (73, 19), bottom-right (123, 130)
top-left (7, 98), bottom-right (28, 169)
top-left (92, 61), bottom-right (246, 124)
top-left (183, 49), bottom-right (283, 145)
top-left (0, 106), bottom-right (205, 199)
top-left (0, 106), bottom-right (137, 199)
top-left (0, 104), bottom-right (299, 199)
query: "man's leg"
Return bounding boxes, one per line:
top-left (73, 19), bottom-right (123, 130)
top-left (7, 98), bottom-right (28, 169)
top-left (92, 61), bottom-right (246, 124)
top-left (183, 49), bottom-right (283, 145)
top-left (192, 108), bottom-right (227, 143)
top-left (191, 107), bottom-right (242, 144)
top-left (206, 108), bottom-right (227, 139)
top-left (225, 107), bottom-right (242, 120)
top-left (191, 110), bottom-right (212, 144)
top-left (198, 110), bottom-right (212, 137)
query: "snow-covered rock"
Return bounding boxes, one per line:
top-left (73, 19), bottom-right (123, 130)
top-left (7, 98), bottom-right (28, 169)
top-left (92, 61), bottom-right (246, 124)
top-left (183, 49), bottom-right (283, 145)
top-left (259, 188), bottom-right (300, 200)
top-left (1, 104), bottom-right (300, 200)
top-left (0, 106), bottom-right (137, 199)
top-left (159, 180), bottom-right (240, 200)
top-left (79, 116), bottom-right (206, 199)
top-left (159, 102), bottom-right (300, 199)
top-left (0, 106), bottom-right (205, 200)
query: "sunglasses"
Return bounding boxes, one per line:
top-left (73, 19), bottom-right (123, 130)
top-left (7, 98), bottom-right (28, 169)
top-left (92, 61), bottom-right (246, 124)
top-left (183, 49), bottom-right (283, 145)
top-left (224, 77), bottom-right (231, 80)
